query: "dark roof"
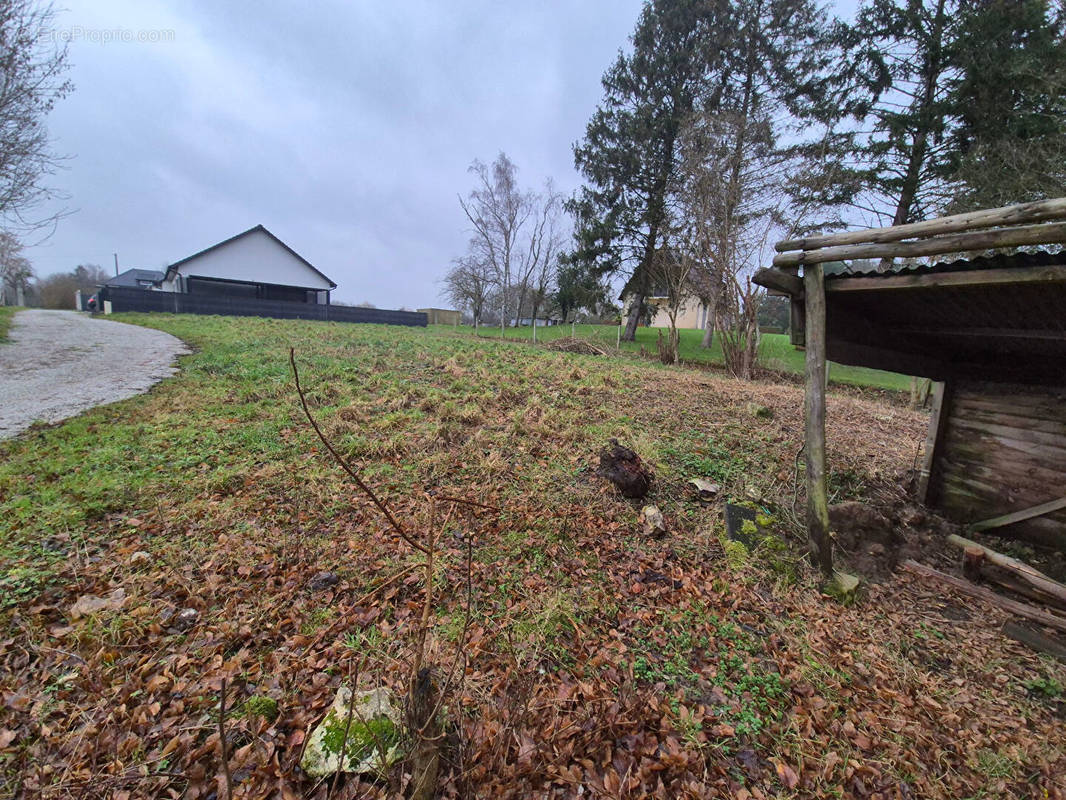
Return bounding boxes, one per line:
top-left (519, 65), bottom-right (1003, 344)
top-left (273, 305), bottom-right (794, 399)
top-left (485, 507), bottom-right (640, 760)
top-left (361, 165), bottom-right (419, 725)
top-left (164, 224), bottom-right (337, 289)
top-left (104, 268), bottom-right (165, 288)
top-left (824, 248), bottom-right (1066, 278)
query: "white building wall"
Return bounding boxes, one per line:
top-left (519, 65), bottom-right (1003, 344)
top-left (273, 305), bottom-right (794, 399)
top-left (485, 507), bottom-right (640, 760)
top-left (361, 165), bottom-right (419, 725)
top-left (169, 229), bottom-right (333, 291)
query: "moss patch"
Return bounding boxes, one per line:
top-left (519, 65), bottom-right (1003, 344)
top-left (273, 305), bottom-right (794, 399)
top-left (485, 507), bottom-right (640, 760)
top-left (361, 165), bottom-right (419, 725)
top-left (244, 694), bottom-right (279, 722)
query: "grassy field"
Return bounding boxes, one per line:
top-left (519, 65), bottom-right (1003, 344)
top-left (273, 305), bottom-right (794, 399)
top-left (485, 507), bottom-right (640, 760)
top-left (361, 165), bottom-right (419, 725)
top-left (0, 306), bottom-right (19, 342)
top-left (434, 323), bottom-right (913, 392)
top-left (0, 314), bottom-right (1061, 798)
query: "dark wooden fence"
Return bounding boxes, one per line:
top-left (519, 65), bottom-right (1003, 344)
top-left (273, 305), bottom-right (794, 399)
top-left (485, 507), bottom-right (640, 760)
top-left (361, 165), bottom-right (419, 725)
top-left (98, 287), bottom-right (427, 327)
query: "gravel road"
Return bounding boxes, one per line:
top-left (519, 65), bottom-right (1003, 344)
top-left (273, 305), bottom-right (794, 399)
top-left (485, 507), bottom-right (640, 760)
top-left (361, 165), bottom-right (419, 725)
top-left (0, 310), bottom-right (188, 440)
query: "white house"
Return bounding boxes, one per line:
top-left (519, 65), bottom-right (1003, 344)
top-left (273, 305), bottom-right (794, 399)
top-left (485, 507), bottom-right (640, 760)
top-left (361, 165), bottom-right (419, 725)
top-left (157, 225), bottom-right (336, 304)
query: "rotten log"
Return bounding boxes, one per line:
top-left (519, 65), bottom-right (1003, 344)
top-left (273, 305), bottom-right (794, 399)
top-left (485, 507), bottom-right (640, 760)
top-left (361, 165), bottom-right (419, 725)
top-left (901, 560), bottom-right (1066, 634)
top-left (1002, 621), bottom-right (1066, 665)
top-left (775, 196), bottom-right (1066, 252)
top-left (962, 550), bottom-right (1066, 613)
top-left (773, 220), bottom-right (1066, 267)
top-left (947, 534), bottom-right (1066, 612)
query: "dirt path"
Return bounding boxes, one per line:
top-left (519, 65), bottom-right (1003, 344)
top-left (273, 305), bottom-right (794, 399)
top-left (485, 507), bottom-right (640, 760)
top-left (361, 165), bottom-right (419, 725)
top-left (0, 310), bottom-right (188, 440)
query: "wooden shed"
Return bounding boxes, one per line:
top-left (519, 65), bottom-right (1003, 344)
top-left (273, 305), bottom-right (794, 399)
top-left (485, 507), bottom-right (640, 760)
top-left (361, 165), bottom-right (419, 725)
top-left (755, 199), bottom-right (1066, 569)
top-left (417, 308), bottom-right (462, 326)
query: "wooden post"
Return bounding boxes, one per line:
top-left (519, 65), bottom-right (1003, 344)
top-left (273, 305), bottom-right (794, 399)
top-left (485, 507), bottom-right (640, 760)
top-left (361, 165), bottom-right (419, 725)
top-left (789, 295), bottom-right (805, 347)
top-left (803, 263), bottom-right (833, 577)
top-left (917, 381), bottom-right (951, 505)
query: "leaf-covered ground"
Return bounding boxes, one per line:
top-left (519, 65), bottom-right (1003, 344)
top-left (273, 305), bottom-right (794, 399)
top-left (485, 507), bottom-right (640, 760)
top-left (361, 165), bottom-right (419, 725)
top-left (1, 315), bottom-right (1063, 799)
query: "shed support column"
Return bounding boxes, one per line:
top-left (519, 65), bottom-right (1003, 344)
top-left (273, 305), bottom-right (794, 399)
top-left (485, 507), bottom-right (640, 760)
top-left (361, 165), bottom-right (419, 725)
top-left (917, 381), bottom-right (951, 505)
top-left (803, 263), bottom-right (833, 577)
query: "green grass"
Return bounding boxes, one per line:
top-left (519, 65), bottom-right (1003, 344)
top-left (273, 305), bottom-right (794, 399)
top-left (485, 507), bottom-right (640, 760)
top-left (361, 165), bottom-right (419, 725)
top-left (433, 324), bottom-right (912, 392)
top-left (0, 313), bottom-right (647, 605)
top-left (0, 306), bottom-right (20, 342)
top-left (1, 311), bottom-right (1054, 799)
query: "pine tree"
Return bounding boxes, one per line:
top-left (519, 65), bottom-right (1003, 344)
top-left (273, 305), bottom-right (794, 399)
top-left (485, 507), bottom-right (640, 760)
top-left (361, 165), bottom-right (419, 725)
top-left (822, 0), bottom-right (1066, 224)
top-left (945, 0), bottom-right (1066, 210)
top-left (828, 0), bottom-right (960, 226)
top-left (570, 0), bottom-right (728, 340)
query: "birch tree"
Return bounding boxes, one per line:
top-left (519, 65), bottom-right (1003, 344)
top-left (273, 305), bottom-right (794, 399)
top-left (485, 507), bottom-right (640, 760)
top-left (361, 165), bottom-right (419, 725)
top-left (459, 153), bottom-right (531, 337)
top-left (0, 0), bottom-right (72, 233)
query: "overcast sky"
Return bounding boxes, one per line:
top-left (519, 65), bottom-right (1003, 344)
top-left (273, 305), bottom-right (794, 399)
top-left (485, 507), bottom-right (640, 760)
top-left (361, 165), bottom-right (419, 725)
top-left (32, 1), bottom-right (857, 308)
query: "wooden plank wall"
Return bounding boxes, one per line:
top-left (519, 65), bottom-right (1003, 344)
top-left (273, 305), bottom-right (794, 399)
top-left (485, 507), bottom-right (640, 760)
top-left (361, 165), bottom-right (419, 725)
top-left (931, 380), bottom-right (1066, 548)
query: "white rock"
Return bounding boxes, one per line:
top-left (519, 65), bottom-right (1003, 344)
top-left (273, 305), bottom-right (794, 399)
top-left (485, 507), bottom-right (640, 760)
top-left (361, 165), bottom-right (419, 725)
top-left (642, 505), bottom-right (667, 538)
top-left (300, 685), bottom-right (402, 778)
top-left (129, 551), bottom-right (151, 565)
top-left (686, 478), bottom-right (721, 500)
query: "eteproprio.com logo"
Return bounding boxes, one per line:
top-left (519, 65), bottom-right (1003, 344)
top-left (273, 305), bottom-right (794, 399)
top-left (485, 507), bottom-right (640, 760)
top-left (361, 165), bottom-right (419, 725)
top-left (43, 26), bottom-right (176, 45)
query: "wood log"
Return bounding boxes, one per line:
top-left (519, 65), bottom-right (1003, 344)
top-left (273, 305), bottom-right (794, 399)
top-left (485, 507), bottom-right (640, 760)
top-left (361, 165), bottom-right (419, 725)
top-left (901, 560), bottom-right (1066, 633)
top-left (947, 534), bottom-right (1059, 583)
top-left (1001, 621), bottom-right (1066, 664)
top-left (946, 534), bottom-right (1066, 612)
top-left (962, 546), bottom-right (985, 581)
top-left (752, 266), bottom-right (804, 296)
top-left (775, 197), bottom-right (1066, 252)
top-left (773, 221), bottom-right (1066, 267)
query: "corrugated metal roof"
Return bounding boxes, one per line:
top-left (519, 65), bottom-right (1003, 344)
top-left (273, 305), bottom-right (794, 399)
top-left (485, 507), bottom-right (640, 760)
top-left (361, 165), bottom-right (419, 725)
top-left (823, 248), bottom-right (1066, 278)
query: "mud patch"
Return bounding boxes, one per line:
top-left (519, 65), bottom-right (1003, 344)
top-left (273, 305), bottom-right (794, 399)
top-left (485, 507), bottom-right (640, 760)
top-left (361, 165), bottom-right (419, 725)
top-left (829, 500), bottom-right (961, 581)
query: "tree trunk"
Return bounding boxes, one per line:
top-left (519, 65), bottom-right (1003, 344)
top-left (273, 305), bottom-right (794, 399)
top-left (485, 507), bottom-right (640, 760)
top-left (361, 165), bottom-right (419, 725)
top-left (888, 0), bottom-right (948, 231)
top-left (623, 293), bottom-right (643, 342)
top-left (700, 301), bottom-right (715, 348)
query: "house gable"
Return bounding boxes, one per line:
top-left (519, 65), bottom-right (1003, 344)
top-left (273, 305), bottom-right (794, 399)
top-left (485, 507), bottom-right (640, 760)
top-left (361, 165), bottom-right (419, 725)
top-left (164, 226), bottom-right (336, 291)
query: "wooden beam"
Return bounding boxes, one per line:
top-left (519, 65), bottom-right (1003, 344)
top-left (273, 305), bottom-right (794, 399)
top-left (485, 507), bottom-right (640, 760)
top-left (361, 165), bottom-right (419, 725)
top-left (773, 222), bottom-right (1066, 267)
top-left (824, 264), bottom-right (1066, 293)
top-left (917, 381), bottom-right (951, 505)
top-left (753, 267), bottom-right (804, 296)
top-left (901, 560), bottom-right (1066, 633)
top-left (970, 496), bottom-right (1066, 533)
top-left (804, 262), bottom-right (833, 577)
top-left (776, 197), bottom-right (1066, 252)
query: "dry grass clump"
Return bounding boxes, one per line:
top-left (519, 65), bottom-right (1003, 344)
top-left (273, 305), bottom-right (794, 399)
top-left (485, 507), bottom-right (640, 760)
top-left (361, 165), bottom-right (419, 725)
top-left (545, 336), bottom-right (611, 356)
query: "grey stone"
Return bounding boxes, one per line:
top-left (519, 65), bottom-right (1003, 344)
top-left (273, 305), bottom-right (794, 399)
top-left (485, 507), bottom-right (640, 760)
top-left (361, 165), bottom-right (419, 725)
top-left (171, 607), bottom-right (199, 632)
top-left (308, 571), bottom-right (340, 592)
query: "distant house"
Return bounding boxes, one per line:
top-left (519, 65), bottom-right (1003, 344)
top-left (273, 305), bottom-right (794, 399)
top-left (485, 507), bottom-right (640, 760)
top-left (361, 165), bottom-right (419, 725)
top-left (156, 225), bottom-right (336, 304)
top-left (647, 294), bottom-right (709, 330)
top-left (105, 268), bottom-right (166, 289)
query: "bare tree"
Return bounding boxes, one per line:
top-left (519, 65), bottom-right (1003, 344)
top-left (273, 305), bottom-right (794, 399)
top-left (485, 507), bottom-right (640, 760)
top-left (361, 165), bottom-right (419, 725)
top-left (674, 101), bottom-right (813, 379)
top-left (0, 0), bottom-right (73, 234)
top-left (459, 153), bottom-right (532, 337)
top-left (441, 255), bottom-right (492, 330)
top-left (518, 184), bottom-right (565, 343)
top-left (0, 231), bottom-right (32, 305)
